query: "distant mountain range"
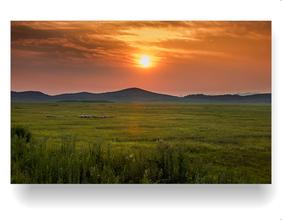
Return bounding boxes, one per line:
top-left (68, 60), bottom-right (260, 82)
top-left (11, 88), bottom-right (271, 104)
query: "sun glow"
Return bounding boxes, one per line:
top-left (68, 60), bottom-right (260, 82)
top-left (138, 55), bottom-right (152, 68)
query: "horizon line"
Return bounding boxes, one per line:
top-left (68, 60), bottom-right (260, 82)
top-left (11, 87), bottom-right (272, 97)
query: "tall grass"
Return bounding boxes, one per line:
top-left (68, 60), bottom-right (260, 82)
top-left (11, 127), bottom-right (262, 184)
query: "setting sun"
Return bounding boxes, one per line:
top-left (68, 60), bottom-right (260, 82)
top-left (139, 55), bottom-right (152, 68)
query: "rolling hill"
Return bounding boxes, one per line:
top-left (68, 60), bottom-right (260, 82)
top-left (11, 88), bottom-right (271, 104)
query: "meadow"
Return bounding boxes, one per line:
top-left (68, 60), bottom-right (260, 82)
top-left (11, 102), bottom-right (271, 183)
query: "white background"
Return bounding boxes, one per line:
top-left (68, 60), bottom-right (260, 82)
top-left (0, 0), bottom-right (281, 219)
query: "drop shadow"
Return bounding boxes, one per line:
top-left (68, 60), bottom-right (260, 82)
top-left (13, 184), bottom-right (273, 208)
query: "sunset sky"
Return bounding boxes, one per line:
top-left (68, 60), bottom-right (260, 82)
top-left (11, 21), bottom-right (271, 96)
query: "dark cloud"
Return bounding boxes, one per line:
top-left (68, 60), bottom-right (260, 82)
top-left (11, 22), bottom-right (138, 65)
top-left (11, 24), bottom-right (67, 41)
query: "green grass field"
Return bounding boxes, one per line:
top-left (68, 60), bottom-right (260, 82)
top-left (11, 103), bottom-right (271, 183)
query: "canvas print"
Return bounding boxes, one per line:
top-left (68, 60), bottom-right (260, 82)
top-left (11, 21), bottom-right (271, 184)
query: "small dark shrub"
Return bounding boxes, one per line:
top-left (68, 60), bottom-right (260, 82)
top-left (11, 126), bottom-right (32, 143)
